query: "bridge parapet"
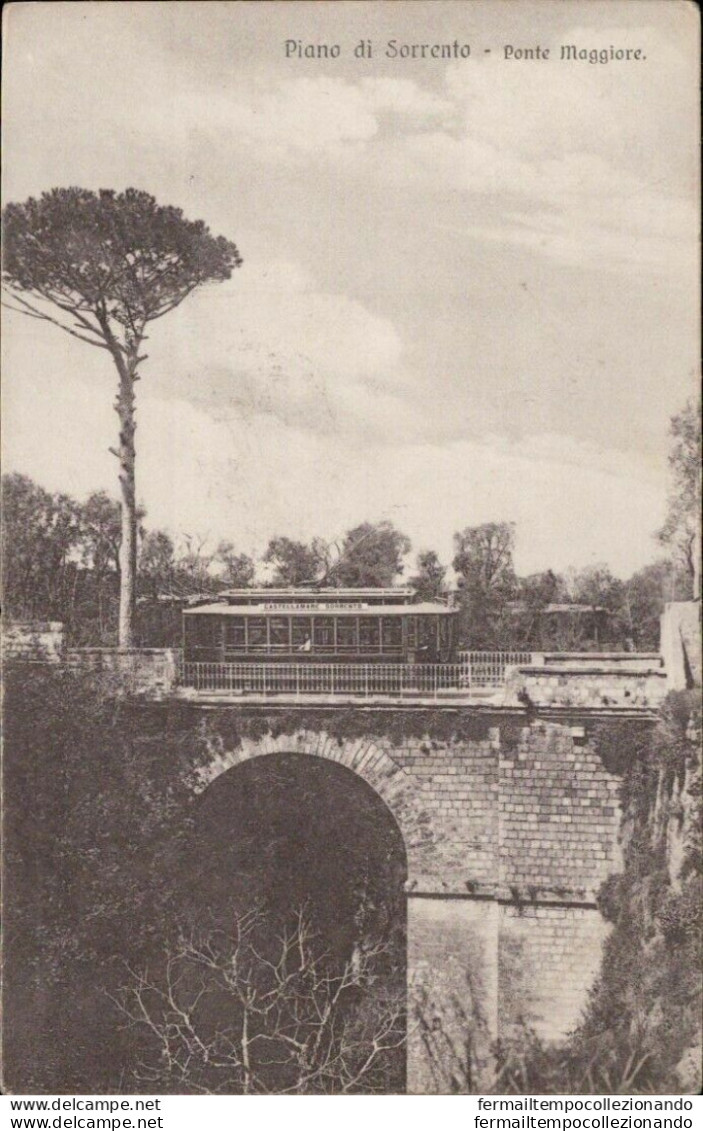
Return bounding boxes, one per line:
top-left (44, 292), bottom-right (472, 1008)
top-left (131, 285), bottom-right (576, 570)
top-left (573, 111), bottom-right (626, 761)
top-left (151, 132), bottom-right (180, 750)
top-left (4, 635), bottom-right (670, 714)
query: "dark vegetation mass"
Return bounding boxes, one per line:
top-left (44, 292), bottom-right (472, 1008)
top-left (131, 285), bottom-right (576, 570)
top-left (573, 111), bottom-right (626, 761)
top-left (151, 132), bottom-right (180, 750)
top-left (2, 665), bottom-right (408, 1093)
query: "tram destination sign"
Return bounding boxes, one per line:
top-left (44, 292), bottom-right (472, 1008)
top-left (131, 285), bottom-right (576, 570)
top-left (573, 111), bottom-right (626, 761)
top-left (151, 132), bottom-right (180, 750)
top-left (261, 601), bottom-right (368, 610)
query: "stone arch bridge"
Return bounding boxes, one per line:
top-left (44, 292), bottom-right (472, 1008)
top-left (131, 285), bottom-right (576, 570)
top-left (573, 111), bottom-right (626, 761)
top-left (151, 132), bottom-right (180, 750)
top-left (188, 708), bottom-right (645, 1093)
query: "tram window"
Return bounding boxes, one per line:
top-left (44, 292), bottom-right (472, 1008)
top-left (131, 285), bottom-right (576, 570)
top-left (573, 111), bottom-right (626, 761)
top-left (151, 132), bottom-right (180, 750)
top-left (336, 620), bottom-right (358, 650)
top-left (225, 618), bottom-right (246, 649)
top-left (292, 618), bottom-right (313, 649)
top-left (359, 617), bottom-right (380, 650)
top-left (269, 617), bottom-right (290, 650)
top-left (248, 617), bottom-right (267, 650)
top-left (313, 617), bottom-right (334, 648)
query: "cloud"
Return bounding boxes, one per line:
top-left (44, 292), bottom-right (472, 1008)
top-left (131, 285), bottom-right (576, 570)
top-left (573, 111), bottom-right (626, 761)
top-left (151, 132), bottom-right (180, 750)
top-left (163, 78), bottom-right (378, 156)
top-left (350, 25), bottom-right (698, 273)
top-left (365, 124), bottom-right (697, 274)
top-left (359, 76), bottom-right (452, 119)
top-left (125, 258), bottom-right (424, 441)
top-left (145, 73), bottom-right (454, 160)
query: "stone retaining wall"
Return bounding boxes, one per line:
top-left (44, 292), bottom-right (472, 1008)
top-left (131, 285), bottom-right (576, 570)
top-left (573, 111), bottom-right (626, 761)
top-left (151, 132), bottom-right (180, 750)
top-left (63, 648), bottom-right (180, 698)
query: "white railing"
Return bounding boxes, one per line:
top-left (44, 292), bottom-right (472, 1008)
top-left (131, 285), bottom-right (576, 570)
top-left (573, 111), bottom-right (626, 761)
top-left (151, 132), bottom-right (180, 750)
top-left (458, 651), bottom-right (535, 687)
top-left (179, 662), bottom-right (470, 699)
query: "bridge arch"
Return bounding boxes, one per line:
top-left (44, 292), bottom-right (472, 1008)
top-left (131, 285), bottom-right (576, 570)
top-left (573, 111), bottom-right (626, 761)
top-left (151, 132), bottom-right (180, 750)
top-left (191, 729), bottom-right (438, 881)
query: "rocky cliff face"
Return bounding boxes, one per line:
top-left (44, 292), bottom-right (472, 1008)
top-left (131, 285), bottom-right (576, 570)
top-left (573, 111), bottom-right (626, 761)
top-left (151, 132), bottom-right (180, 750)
top-left (586, 691), bottom-right (702, 1092)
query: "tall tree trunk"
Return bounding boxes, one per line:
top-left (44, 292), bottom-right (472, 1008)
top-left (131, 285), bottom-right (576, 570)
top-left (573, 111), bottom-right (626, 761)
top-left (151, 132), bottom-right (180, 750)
top-left (116, 368), bottom-right (137, 648)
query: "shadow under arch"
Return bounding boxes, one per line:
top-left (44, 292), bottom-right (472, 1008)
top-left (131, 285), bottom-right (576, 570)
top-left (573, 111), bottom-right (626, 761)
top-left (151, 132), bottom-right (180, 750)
top-left (186, 753), bottom-right (407, 950)
top-left (179, 750), bottom-right (409, 1091)
top-left (192, 730), bottom-right (436, 874)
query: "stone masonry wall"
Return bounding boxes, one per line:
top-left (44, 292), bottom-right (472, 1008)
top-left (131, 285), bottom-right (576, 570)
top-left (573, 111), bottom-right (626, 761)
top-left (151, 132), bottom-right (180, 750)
top-left (505, 665), bottom-right (667, 711)
top-left (374, 731), bottom-right (500, 894)
top-left (498, 904), bottom-right (610, 1039)
top-left (2, 621), bottom-right (64, 661)
top-left (499, 722), bottom-right (622, 900)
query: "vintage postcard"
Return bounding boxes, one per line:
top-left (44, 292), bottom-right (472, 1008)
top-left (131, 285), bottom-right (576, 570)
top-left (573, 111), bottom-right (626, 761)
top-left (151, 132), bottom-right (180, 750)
top-left (1, 0), bottom-right (700, 1105)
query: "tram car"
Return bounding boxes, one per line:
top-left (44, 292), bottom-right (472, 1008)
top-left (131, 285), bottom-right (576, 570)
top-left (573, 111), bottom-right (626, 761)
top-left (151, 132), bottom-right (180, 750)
top-left (183, 588), bottom-right (457, 665)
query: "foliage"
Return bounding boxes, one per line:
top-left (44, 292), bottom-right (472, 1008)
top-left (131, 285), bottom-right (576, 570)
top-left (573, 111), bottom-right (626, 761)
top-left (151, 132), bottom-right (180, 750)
top-left (494, 1029), bottom-right (660, 1094)
top-left (1, 473), bottom-right (257, 644)
top-left (409, 550), bottom-right (448, 602)
top-left (657, 399), bottom-right (701, 587)
top-left (509, 569), bottom-right (565, 648)
top-left (2, 662), bottom-right (209, 1091)
top-left (263, 536), bottom-right (323, 586)
top-left (513, 562), bottom-right (677, 652)
top-left (4, 464), bottom-right (685, 650)
top-left (624, 560), bottom-right (691, 651)
top-left (2, 187), bottom-right (242, 645)
top-left (453, 522), bottom-right (518, 648)
top-left (2, 188), bottom-right (241, 324)
top-left (1, 472), bottom-right (82, 622)
top-left (80, 491), bottom-right (125, 577)
top-left (215, 541), bottom-right (256, 588)
top-left (138, 529), bottom-right (177, 591)
top-left (330, 521), bottom-right (411, 587)
top-left (208, 704), bottom-right (523, 753)
top-left (113, 909), bottom-right (405, 1094)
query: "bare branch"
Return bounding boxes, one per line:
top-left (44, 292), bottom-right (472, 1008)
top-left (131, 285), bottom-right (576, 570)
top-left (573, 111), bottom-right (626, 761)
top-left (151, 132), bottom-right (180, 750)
top-left (111, 908), bottom-right (404, 1094)
top-left (2, 294), bottom-right (110, 350)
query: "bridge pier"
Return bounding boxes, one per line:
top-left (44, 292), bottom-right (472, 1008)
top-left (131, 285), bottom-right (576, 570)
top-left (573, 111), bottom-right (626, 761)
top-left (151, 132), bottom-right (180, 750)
top-left (407, 894), bottom-right (499, 1093)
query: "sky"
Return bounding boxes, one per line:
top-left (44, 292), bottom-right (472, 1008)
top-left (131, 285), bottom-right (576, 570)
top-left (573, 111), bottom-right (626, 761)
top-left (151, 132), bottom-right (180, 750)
top-left (2, 0), bottom-right (699, 579)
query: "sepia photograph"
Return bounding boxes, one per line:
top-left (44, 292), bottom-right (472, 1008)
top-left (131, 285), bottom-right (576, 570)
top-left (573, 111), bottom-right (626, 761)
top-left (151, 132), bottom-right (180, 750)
top-left (1, 0), bottom-right (700, 1101)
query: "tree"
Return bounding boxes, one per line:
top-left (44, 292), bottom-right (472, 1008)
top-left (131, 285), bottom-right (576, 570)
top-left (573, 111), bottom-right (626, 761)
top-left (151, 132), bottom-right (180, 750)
top-left (512, 570), bottom-right (566, 648)
top-left (263, 536), bottom-right (322, 586)
top-left (452, 522), bottom-right (518, 648)
top-left (80, 491), bottom-right (125, 580)
top-left (2, 661), bottom-right (204, 1091)
top-left (330, 522), bottom-right (411, 588)
top-left (138, 529), bottom-right (177, 593)
top-left (1, 471), bottom-right (82, 621)
top-left (2, 188), bottom-right (242, 645)
top-left (215, 541), bottom-right (256, 588)
top-left (624, 560), bottom-right (691, 652)
top-left (78, 490), bottom-right (143, 644)
top-left (657, 399), bottom-right (701, 594)
top-left (113, 908), bottom-right (404, 1094)
top-left (409, 550), bottom-right (447, 602)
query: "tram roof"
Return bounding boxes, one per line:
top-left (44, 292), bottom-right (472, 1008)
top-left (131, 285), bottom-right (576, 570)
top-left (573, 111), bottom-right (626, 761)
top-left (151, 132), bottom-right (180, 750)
top-left (184, 601), bottom-right (456, 617)
top-left (219, 587), bottom-right (417, 602)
